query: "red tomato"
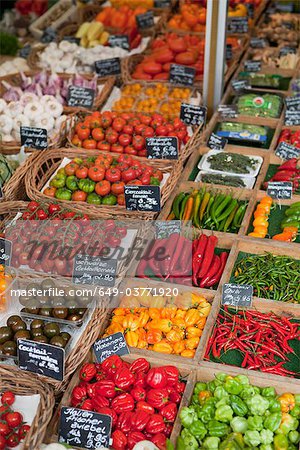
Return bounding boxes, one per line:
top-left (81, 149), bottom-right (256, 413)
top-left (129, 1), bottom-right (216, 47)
top-left (143, 62), bottom-right (163, 74)
top-left (128, 179), bottom-right (143, 185)
top-left (140, 173), bottom-right (151, 185)
top-left (117, 194), bottom-right (125, 206)
top-left (118, 154), bottom-right (133, 165)
top-left (116, 161), bottom-right (129, 172)
top-left (124, 145), bottom-right (138, 155)
top-left (95, 180), bottom-right (111, 196)
top-left (112, 117), bottom-right (126, 132)
top-left (72, 191), bottom-right (87, 202)
top-left (106, 129), bottom-right (119, 144)
top-left (76, 125), bottom-right (90, 140)
top-left (122, 168), bottom-right (137, 182)
top-left (82, 139), bottom-right (97, 150)
top-left (152, 169), bottom-right (163, 182)
top-left (88, 166), bottom-right (105, 182)
top-left (101, 113), bottom-right (113, 129)
top-left (6, 412), bottom-right (23, 428)
top-left (135, 124), bottom-right (146, 134)
top-left (111, 181), bottom-right (125, 195)
top-left (90, 117), bottom-right (101, 129)
top-left (97, 141), bottom-right (111, 152)
top-left (71, 134), bottom-right (82, 147)
top-left (143, 127), bottom-right (155, 138)
top-left (105, 168), bottom-right (121, 183)
top-left (65, 162), bottom-right (79, 176)
top-left (119, 133), bottom-right (132, 146)
top-left (156, 125), bottom-right (168, 136)
top-left (92, 128), bottom-right (105, 141)
top-left (111, 143), bottom-right (124, 154)
top-left (137, 149), bottom-right (147, 157)
top-left (75, 166), bottom-right (88, 179)
top-left (123, 124), bottom-right (134, 135)
top-left (5, 433), bottom-right (20, 448)
top-left (132, 135), bottom-right (145, 151)
top-left (18, 425), bottom-right (30, 440)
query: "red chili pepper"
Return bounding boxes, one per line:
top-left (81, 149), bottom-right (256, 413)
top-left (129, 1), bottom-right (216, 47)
top-left (148, 238), bottom-right (166, 278)
top-left (199, 254), bottom-right (221, 288)
top-left (205, 251), bottom-right (228, 287)
top-left (278, 158), bottom-right (299, 171)
top-left (79, 363), bottom-right (96, 382)
top-left (192, 234), bottom-right (208, 285)
top-left (168, 234), bottom-right (186, 276)
top-left (197, 235), bottom-right (218, 279)
top-left (129, 358), bottom-right (150, 374)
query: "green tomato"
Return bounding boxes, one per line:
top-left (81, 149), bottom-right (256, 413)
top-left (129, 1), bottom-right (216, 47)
top-left (87, 193), bottom-right (102, 205)
top-left (55, 187), bottom-right (72, 200)
top-left (50, 176), bottom-right (66, 188)
top-left (102, 194), bottom-right (117, 205)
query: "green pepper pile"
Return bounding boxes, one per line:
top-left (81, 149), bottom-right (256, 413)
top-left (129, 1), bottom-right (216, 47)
top-left (178, 373), bottom-right (300, 450)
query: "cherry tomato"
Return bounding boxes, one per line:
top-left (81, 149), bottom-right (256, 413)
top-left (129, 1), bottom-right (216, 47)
top-left (111, 181), bottom-right (125, 195)
top-left (76, 166), bottom-right (88, 179)
top-left (48, 204), bottom-right (61, 215)
top-left (18, 425), bottom-right (30, 440)
top-left (88, 166), bottom-right (105, 182)
top-left (95, 180), bottom-right (111, 196)
top-left (107, 235), bottom-right (121, 247)
top-left (92, 128), bottom-right (105, 141)
top-left (0, 435), bottom-right (5, 450)
top-left (72, 191), bottom-right (87, 202)
top-left (6, 433), bottom-right (20, 448)
top-left (27, 201), bottom-right (39, 212)
top-left (6, 412), bottom-right (23, 428)
top-left (0, 422), bottom-right (10, 436)
top-left (36, 209), bottom-right (48, 220)
top-left (116, 226), bottom-right (127, 238)
top-left (82, 139), bottom-right (97, 150)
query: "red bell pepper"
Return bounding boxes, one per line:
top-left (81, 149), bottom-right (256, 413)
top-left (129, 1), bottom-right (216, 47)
top-left (81, 399), bottom-right (93, 411)
top-left (116, 412), bottom-right (133, 434)
top-left (96, 407), bottom-right (117, 428)
top-left (127, 431), bottom-right (146, 449)
top-left (145, 414), bottom-right (166, 434)
top-left (111, 393), bottom-right (135, 414)
top-left (162, 366), bottom-right (179, 384)
top-left (101, 355), bottom-right (123, 376)
top-left (135, 372), bottom-right (147, 388)
top-left (131, 410), bottom-right (150, 431)
top-left (114, 367), bottom-right (135, 390)
top-left (129, 358), bottom-right (150, 374)
top-left (136, 401), bottom-right (155, 415)
top-left (112, 430), bottom-right (127, 450)
top-left (91, 395), bottom-right (110, 411)
top-left (169, 390), bottom-right (182, 404)
top-left (71, 385), bottom-right (87, 405)
top-left (79, 363), bottom-right (96, 382)
top-left (151, 432), bottom-right (167, 449)
top-left (95, 380), bottom-right (117, 399)
top-left (146, 389), bottom-right (169, 409)
top-left (131, 387), bottom-right (146, 402)
top-left (146, 367), bottom-right (167, 389)
top-left (160, 402), bottom-right (177, 421)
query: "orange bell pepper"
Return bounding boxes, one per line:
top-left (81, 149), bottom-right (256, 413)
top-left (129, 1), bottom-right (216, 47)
top-left (125, 330), bottom-right (139, 347)
top-left (184, 309), bottom-right (201, 327)
top-left (146, 329), bottom-right (163, 345)
top-left (181, 349), bottom-right (195, 358)
top-left (185, 337), bottom-right (200, 350)
top-left (173, 341), bottom-right (185, 354)
top-left (152, 341), bottom-right (173, 354)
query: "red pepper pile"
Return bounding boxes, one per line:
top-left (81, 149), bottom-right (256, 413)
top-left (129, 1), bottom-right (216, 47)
top-left (71, 356), bottom-right (185, 450)
top-left (264, 158), bottom-right (300, 194)
top-left (192, 234), bottom-right (228, 288)
top-left (205, 307), bottom-right (300, 378)
top-left (278, 129), bottom-right (300, 149)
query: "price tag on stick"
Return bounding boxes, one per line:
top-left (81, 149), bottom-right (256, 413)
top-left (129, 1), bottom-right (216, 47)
top-left (108, 35), bottom-right (130, 50)
top-left (285, 96), bottom-right (300, 111)
top-left (17, 339), bottom-right (65, 381)
top-left (218, 105), bottom-right (238, 119)
top-left (180, 104), bottom-right (207, 126)
top-left (285, 110), bottom-right (300, 126)
top-left (146, 137), bottom-right (179, 160)
top-left (227, 17), bottom-right (248, 33)
top-left (244, 60), bottom-right (261, 72)
top-left (72, 254), bottom-right (117, 287)
top-left (93, 332), bottom-right (129, 363)
top-left (20, 126), bottom-right (47, 150)
top-left (125, 186), bottom-right (161, 212)
top-left (95, 57), bottom-right (121, 77)
top-left (67, 86), bottom-right (95, 108)
top-left (267, 182), bottom-right (293, 200)
top-left (222, 283), bottom-right (253, 308)
top-left (232, 79), bottom-right (250, 92)
top-left (207, 132), bottom-right (228, 150)
top-left (136, 11), bottom-right (154, 28)
top-left (58, 407), bottom-right (112, 449)
top-left (169, 64), bottom-right (196, 86)
top-left (0, 238), bottom-right (12, 266)
top-left (250, 38), bottom-right (267, 48)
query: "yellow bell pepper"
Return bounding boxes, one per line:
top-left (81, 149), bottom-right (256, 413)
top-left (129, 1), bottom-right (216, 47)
top-left (125, 330), bottom-right (139, 347)
top-left (184, 309), bottom-right (201, 327)
top-left (152, 341), bottom-right (173, 354)
top-left (278, 393), bottom-right (295, 413)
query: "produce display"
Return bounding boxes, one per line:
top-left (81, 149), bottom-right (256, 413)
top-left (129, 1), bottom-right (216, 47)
top-left (178, 373), bottom-right (300, 449)
top-left (205, 307), bottom-right (300, 377)
top-left (70, 111), bottom-right (189, 155)
top-left (103, 292), bottom-right (210, 357)
top-left (169, 188), bottom-right (248, 233)
top-left (1, 1), bottom-right (300, 449)
top-left (232, 252), bottom-right (300, 302)
top-left (70, 356), bottom-right (184, 449)
top-left (0, 315), bottom-right (71, 356)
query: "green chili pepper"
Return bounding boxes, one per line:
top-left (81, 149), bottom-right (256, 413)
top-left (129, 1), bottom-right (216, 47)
top-left (173, 192), bottom-right (186, 218)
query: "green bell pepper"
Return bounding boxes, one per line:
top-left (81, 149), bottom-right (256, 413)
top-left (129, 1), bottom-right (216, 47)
top-left (102, 194), bottom-right (117, 205)
top-left (194, 382), bottom-right (207, 395)
top-left (197, 403), bottom-right (215, 423)
top-left (247, 415), bottom-right (263, 431)
top-left (55, 187), bottom-right (72, 200)
top-left (278, 414), bottom-right (299, 434)
top-left (261, 387), bottom-right (276, 398)
top-left (66, 175), bottom-right (78, 191)
top-left (78, 179), bottom-right (95, 193)
top-left (230, 395), bottom-right (248, 416)
top-left (290, 405), bottom-right (300, 418)
top-left (207, 380), bottom-right (218, 392)
top-left (180, 429), bottom-right (199, 449)
top-left (203, 437), bottom-right (220, 449)
top-left (244, 430), bottom-right (261, 447)
top-left (215, 405), bottom-right (233, 423)
top-left (247, 394), bottom-right (269, 415)
top-left (289, 430), bottom-right (300, 444)
top-left (190, 421), bottom-right (207, 440)
top-left (215, 373), bottom-right (227, 383)
top-left (260, 429), bottom-right (273, 445)
top-left (215, 386), bottom-right (229, 400)
top-left (235, 375), bottom-right (249, 386)
top-left (87, 193), bottom-right (102, 205)
top-left (274, 434), bottom-right (289, 450)
top-left (264, 412), bottom-right (282, 432)
top-left (224, 377), bottom-right (243, 395)
top-left (269, 398), bottom-right (281, 413)
top-left (180, 407), bottom-right (197, 428)
top-left (208, 420), bottom-right (230, 437)
top-left (50, 176), bottom-right (66, 188)
top-left (240, 385), bottom-right (258, 400)
top-left (230, 417), bottom-right (248, 433)
top-left (219, 432), bottom-right (245, 450)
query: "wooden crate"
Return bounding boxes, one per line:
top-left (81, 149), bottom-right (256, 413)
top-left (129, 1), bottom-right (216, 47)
top-left (242, 46), bottom-right (300, 75)
top-left (44, 351), bottom-right (195, 448)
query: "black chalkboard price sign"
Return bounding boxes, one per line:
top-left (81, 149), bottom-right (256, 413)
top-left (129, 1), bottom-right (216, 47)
top-left (218, 104), bottom-right (239, 118)
top-left (232, 79), bottom-right (250, 92)
top-left (109, 35), bottom-right (130, 50)
top-left (285, 110), bottom-right (300, 126)
top-left (267, 181), bottom-right (293, 200)
top-left (244, 60), bottom-right (261, 72)
top-left (17, 339), bottom-right (65, 381)
top-left (18, 44), bottom-right (32, 59)
top-left (226, 44), bottom-right (233, 61)
top-left (250, 38), bottom-right (267, 48)
top-left (222, 283), bottom-right (253, 308)
top-left (136, 11), bottom-right (154, 28)
top-left (154, 0), bottom-right (170, 7)
top-left (125, 185), bottom-right (161, 212)
top-left (280, 46), bottom-right (297, 57)
top-left (146, 137), bottom-right (179, 160)
top-left (95, 57), bottom-right (121, 77)
top-left (207, 132), bottom-right (228, 151)
top-left (227, 17), bottom-right (248, 34)
top-left (72, 254), bottom-right (117, 287)
top-left (67, 86), bottom-right (95, 108)
top-left (275, 142), bottom-right (300, 160)
top-left (180, 103), bottom-right (207, 126)
top-left (0, 238), bottom-right (12, 266)
top-left (285, 96), bottom-right (300, 111)
top-left (169, 64), bottom-right (196, 86)
top-left (58, 407), bottom-right (112, 449)
top-left (20, 126), bottom-right (48, 150)
top-left (93, 332), bottom-right (129, 363)
top-left (155, 220), bottom-right (182, 239)
top-left (41, 27), bottom-right (57, 43)
top-left (62, 36), bottom-right (80, 44)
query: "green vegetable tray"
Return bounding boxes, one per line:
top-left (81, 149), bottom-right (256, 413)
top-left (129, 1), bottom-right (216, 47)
top-left (213, 121), bottom-right (275, 149)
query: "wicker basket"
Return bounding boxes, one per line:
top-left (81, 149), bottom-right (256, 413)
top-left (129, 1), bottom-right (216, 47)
top-left (0, 71), bottom-right (115, 115)
top-left (24, 147), bottom-right (181, 220)
top-left (0, 364), bottom-right (55, 450)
